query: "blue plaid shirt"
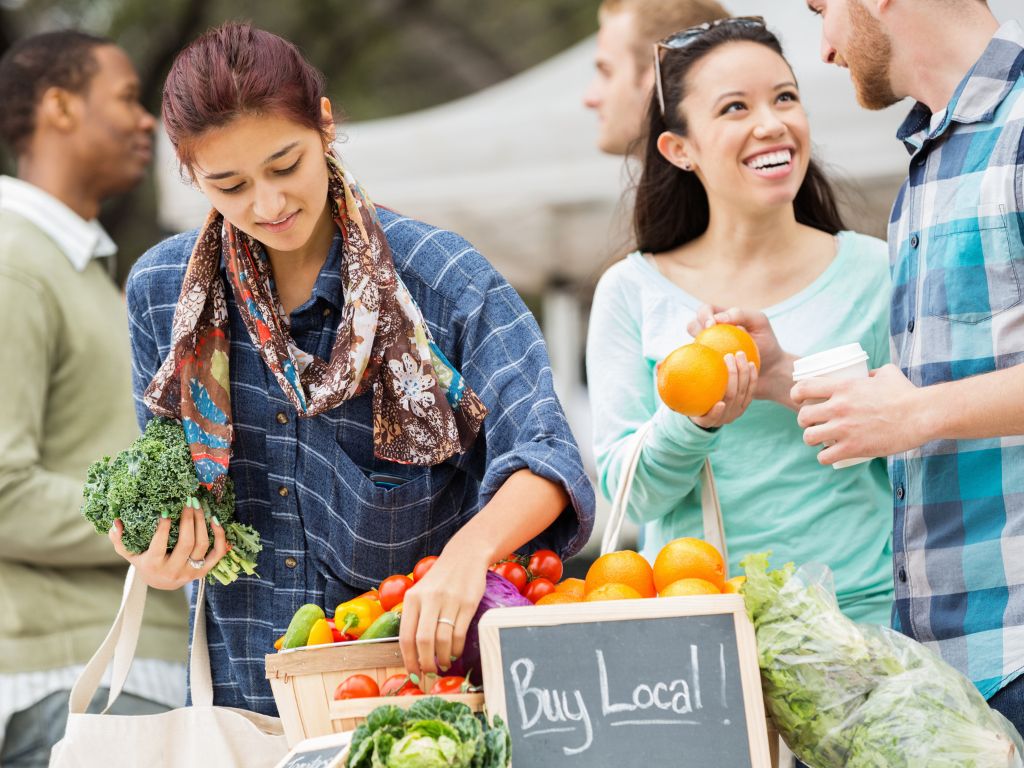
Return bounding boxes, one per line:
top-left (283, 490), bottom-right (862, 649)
top-left (126, 208), bottom-right (595, 714)
top-left (888, 21), bottom-right (1024, 699)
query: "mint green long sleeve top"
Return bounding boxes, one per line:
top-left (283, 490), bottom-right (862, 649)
top-left (587, 232), bottom-right (895, 624)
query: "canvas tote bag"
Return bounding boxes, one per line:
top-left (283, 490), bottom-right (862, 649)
top-left (601, 419), bottom-right (729, 572)
top-left (49, 567), bottom-right (288, 767)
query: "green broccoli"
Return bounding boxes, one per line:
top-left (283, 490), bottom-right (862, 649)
top-left (81, 417), bottom-right (261, 586)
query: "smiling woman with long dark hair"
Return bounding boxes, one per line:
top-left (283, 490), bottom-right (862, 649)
top-left (110, 21), bottom-right (594, 715)
top-left (587, 18), bottom-right (894, 624)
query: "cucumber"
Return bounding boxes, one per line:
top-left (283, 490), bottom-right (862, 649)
top-left (281, 603), bottom-right (326, 649)
top-left (361, 610), bottom-right (401, 640)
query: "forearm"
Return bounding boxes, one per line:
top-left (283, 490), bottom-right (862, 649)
top-left (916, 364), bottom-right (1024, 442)
top-left (0, 465), bottom-right (123, 566)
top-left (442, 468), bottom-right (567, 568)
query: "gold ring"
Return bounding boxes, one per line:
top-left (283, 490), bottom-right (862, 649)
top-left (437, 617), bottom-right (456, 627)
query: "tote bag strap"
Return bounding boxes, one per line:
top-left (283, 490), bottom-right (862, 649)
top-left (601, 421), bottom-right (729, 577)
top-left (69, 567), bottom-right (214, 714)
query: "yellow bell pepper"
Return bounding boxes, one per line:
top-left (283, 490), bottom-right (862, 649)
top-left (334, 596), bottom-right (384, 638)
top-left (306, 618), bottom-right (334, 646)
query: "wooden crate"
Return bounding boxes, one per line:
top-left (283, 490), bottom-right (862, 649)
top-left (266, 640), bottom-right (483, 747)
top-left (330, 692), bottom-right (484, 732)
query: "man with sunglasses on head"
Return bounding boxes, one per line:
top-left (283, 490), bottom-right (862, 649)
top-left (583, 0), bottom-right (729, 156)
top-left (795, 0), bottom-right (1024, 730)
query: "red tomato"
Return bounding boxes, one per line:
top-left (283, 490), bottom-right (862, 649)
top-left (397, 686), bottom-right (426, 696)
top-left (527, 550), bottom-right (564, 583)
top-left (412, 556), bottom-right (438, 583)
top-left (492, 561), bottom-right (529, 594)
top-left (430, 675), bottom-right (468, 694)
top-left (334, 674), bottom-right (380, 700)
top-left (523, 577), bottom-right (557, 604)
top-left (380, 673), bottom-right (419, 697)
top-left (378, 574), bottom-right (414, 611)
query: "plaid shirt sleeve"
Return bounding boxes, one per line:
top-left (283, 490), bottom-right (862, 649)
top-left (453, 257), bottom-right (595, 557)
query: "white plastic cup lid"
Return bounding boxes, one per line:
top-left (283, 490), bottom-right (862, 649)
top-left (792, 342), bottom-right (868, 380)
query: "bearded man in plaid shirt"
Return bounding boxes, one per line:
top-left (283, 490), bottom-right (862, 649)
top-left (794, 0), bottom-right (1024, 731)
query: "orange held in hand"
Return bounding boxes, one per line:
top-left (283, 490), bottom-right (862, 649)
top-left (656, 343), bottom-right (728, 417)
top-left (652, 537), bottom-right (726, 592)
top-left (585, 550), bottom-right (656, 598)
top-left (694, 323), bottom-right (761, 371)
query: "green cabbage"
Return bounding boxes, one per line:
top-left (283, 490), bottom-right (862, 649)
top-left (345, 698), bottom-right (509, 768)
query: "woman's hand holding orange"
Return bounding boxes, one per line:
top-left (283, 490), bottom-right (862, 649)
top-left (687, 304), bottom-right (799, 410)
top-left (690, 351), bottom-right (758, 429)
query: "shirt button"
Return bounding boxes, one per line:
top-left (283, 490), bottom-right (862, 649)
top-left (907, 318), bottom-right (915, 333)
top-left (278, 485), bottom-right (289, 497)
top-left (898, 567), bottom-right (907, 583)
top-left (276, 411), bottom-right (289, 425)
top-left (896, 485), bottom-right (905, 500)
top-left (910, 233), bottom-right (920, 249)
top-left (322, 307), bottom-right (332, 318)
top-left (284, 557), bottom-right (298, 569)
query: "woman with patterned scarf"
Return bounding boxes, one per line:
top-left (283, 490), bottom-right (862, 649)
top-left (109, 22), bottom-right (595, 715)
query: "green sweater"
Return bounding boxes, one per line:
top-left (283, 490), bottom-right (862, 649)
top-left (588, 233), bottom-right (895, 625)
top-left (0, 210), bottom-right (187, 673)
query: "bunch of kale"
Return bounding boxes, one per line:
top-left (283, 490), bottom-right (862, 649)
top-left (345, 698), bottom-right (510, 768)
top-left (81, 417), bottom-right (260, 586)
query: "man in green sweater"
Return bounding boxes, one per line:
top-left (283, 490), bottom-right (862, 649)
top-left (0, 31), bottom-right (187, 766)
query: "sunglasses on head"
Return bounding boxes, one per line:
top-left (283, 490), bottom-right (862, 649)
top-left (653, 16), bottom-right (767, 118)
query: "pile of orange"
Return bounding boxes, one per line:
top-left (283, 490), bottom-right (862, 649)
top-left (656, 324), bottom-right (760, 417)
top-left (537, 538), bottom-right (746, 605)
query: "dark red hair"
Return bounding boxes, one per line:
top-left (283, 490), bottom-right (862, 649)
top-left (162, 22), bottom-right (330, 170)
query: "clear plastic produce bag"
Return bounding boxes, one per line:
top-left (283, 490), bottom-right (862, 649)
top-left (741, 553), bottom-right (1024, 768)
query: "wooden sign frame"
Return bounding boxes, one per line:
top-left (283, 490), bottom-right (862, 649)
top-left (478, 594), bottom-right (772, 768)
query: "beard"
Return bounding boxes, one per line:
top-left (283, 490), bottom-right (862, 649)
top-left (844, 1), bottom-right (900, 111)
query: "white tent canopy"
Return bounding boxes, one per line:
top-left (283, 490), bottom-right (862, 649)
top-left (156, 0), bottom-right (1022, 293)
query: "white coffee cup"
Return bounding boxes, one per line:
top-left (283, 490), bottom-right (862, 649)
top-left (792, 342), bottom-right (872, 470)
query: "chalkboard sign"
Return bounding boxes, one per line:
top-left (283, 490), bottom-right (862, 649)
top-left (478, 595), bottom-right (772, 767)
top-left (273, 731), bottom-right (351, 768)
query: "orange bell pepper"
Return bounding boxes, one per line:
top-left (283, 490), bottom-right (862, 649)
top-left (334, 596), bottom-right (384, 639)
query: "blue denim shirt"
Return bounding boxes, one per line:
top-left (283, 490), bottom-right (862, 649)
top-left (126, 208), bottom-right (595, 713)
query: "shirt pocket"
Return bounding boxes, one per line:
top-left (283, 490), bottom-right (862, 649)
top-left (923, 204), bottom-right (1022, 324)
top-left (324, 428), bottom-right (461, 583)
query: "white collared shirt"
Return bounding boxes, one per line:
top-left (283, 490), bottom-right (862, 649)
top-left (0, 175), bottom-right (117, 271)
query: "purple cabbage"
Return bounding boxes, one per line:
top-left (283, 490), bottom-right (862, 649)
top-left (448, 571), bottom-right (532, 684)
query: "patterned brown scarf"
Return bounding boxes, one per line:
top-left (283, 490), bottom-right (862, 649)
top-left (144, 153), bottom-right (488, 495)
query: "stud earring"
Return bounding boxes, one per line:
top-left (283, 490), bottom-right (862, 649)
top-left (682, 161), bottom-right (693, 171)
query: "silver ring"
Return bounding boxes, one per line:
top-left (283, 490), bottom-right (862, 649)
top-left (187, 556), bottom-right (205, 570)
top-left (437, 617), bottom-right (456, 627)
